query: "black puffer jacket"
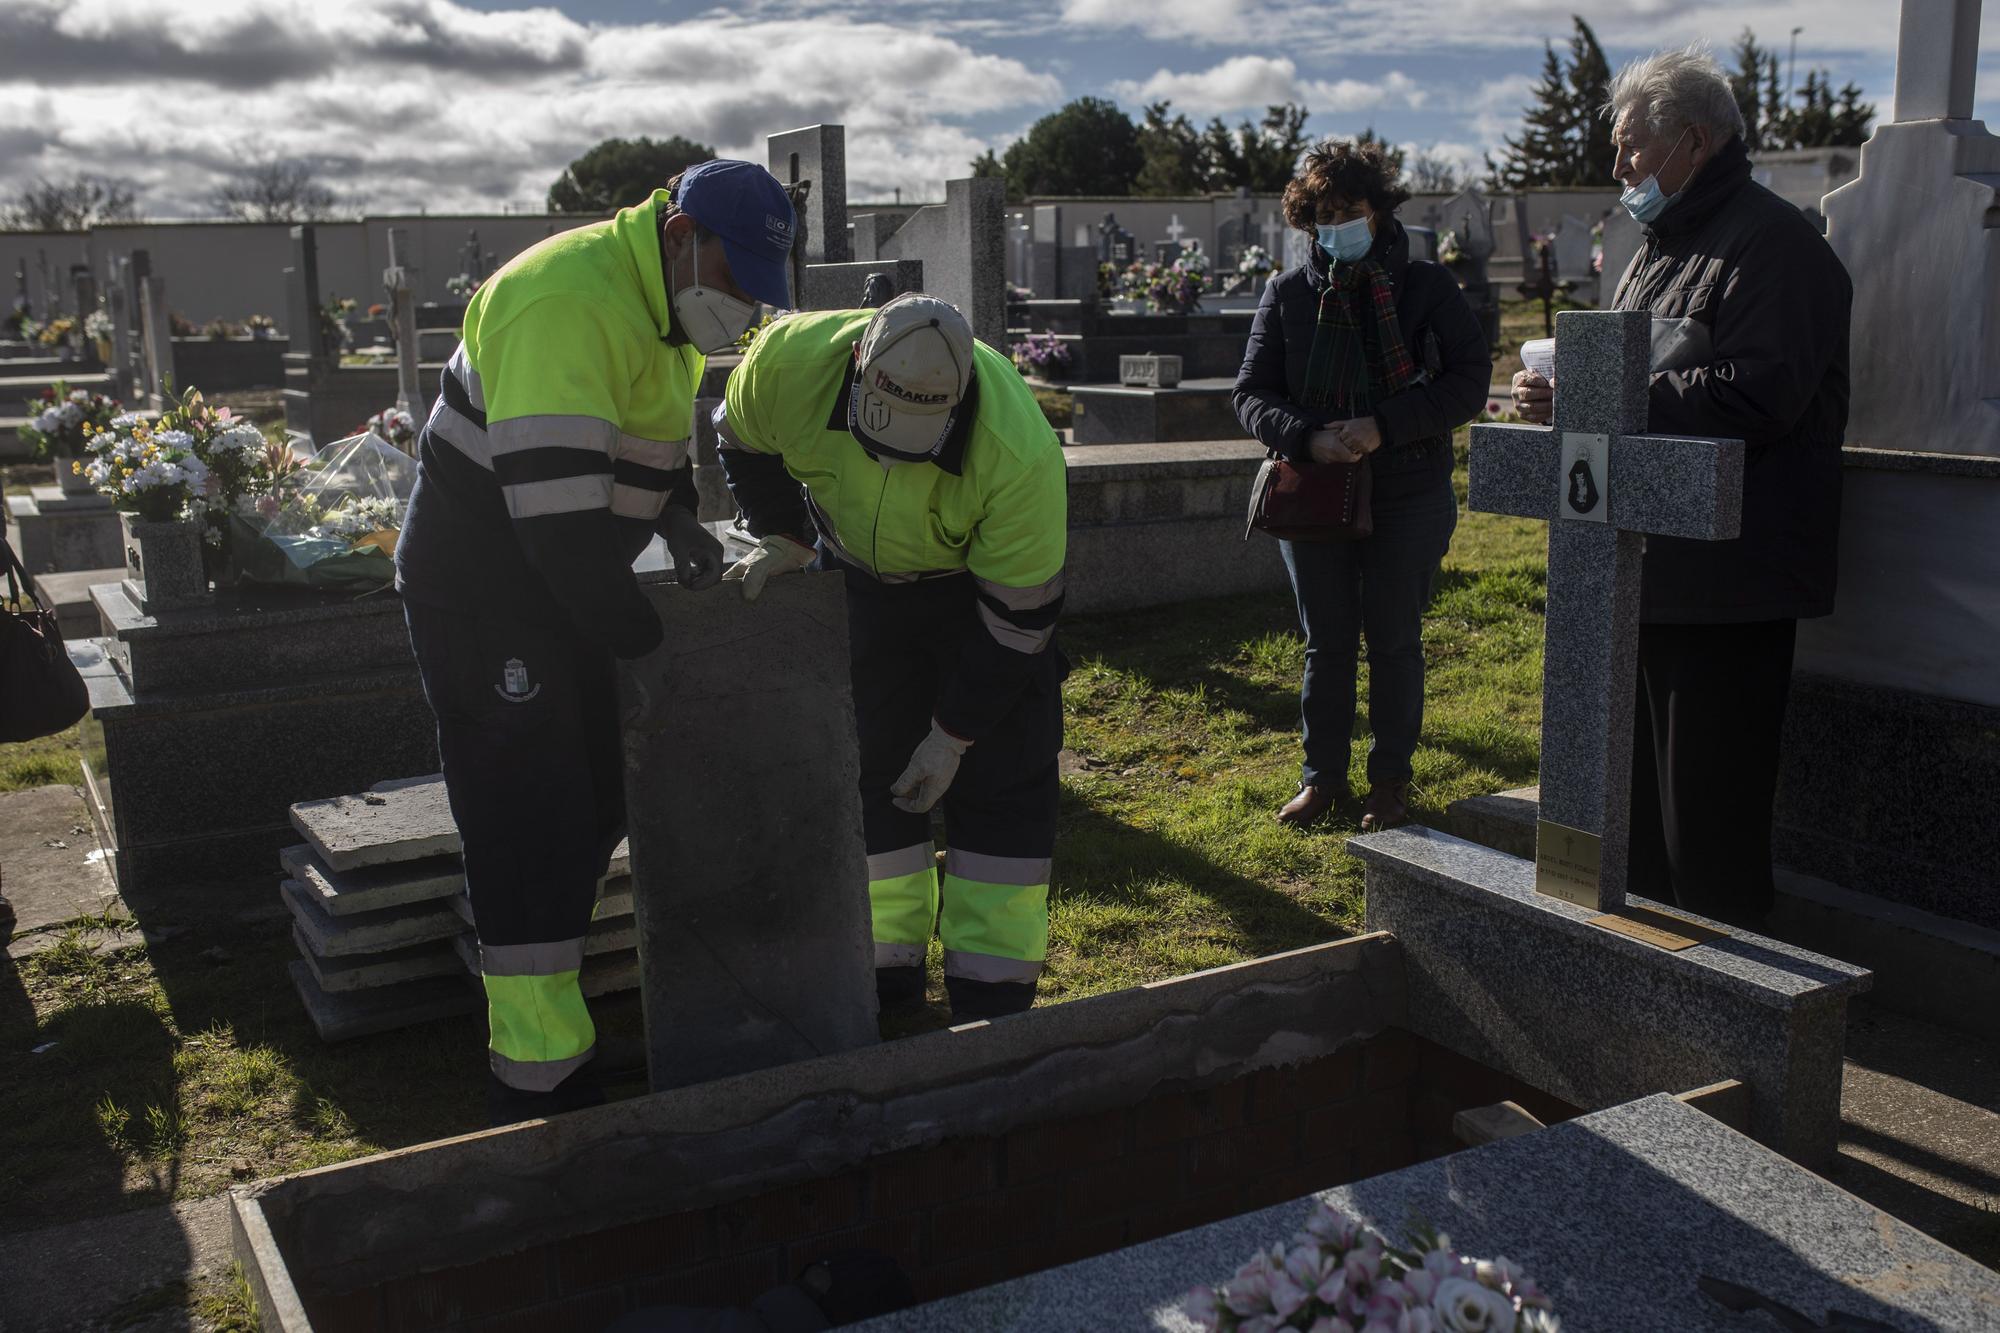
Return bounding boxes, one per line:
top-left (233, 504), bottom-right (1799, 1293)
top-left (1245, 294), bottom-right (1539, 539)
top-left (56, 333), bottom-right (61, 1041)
top-left (1233, 216), bottom-right (1490, 467)
top-left (1614, 136), bottom-right (1851, 623)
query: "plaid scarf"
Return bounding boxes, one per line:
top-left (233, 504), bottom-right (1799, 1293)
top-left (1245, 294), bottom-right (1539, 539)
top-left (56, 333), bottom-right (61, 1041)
top-left (1300, 258), bottom-right (1416, 417)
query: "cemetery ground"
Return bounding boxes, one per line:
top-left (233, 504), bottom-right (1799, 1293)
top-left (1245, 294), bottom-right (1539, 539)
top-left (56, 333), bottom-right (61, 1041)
top-left (2, 426), bottom-right (1995, 1323)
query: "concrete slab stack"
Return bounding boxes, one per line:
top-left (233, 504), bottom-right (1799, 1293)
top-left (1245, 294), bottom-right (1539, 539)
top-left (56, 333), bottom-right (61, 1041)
top-left (280, 776), bottom-right (639, 1042)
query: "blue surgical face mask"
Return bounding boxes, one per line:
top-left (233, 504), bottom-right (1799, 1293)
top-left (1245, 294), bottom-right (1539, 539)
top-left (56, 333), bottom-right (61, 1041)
top-left (1316, 216), bottom-right (1374, 264)
top-left (1619, 128), bottom-right (1691, 225)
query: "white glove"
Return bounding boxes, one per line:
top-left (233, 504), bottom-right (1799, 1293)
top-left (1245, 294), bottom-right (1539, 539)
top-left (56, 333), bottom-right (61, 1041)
top-left (723, 533), bottom-right (816, 602)
top-left (891, 721), bottom-right (972, 813)
top-left (660, 507), bottom-right (724, 590)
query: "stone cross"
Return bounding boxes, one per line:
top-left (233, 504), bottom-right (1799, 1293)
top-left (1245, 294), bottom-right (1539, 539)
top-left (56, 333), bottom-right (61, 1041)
top-left (1165, 214), bottom-right (1187, 246)
top-left (1260, 209), bottom-right (1288, 256)
top-left (1893, 0), bottom-right (1982, 122)
top-left (383, 227), bottom-right (422, 425)
top-left (1468, 309), bottom-right (1745, 912)
top-left (11, 259), bottom-right (25, 313)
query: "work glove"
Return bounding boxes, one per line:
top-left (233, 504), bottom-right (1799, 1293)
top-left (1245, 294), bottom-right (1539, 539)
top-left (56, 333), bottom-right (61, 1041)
top-left (660, 506), bottom-right (725, 590)
top-left (891, 721), bottom-right (972, 814)
top-left (724, 533), bottom-right (816, 602)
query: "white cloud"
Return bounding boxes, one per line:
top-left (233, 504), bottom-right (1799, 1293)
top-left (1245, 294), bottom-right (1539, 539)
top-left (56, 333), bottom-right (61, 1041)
top-left (0, 0), bottom-right (1061, 215)
top-left (1112, 57), bottom-right (1425, 116)
top-left (1061, 0), bottom-right (1250, 44)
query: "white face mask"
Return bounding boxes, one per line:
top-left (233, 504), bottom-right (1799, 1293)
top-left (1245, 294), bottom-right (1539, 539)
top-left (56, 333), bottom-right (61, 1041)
top-left (670, 231), bottom-right (758, 355)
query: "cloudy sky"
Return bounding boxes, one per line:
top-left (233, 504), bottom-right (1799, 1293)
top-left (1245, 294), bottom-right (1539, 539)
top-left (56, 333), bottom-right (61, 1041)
top-left (2, 0), bottom-right (1995, 218)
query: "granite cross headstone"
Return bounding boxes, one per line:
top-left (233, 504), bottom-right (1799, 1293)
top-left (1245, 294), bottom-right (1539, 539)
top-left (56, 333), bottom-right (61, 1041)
top-left (137, 273), bottom-right (175, 410)
top-left (1468, 309), bottom-right (1746, 915)
top-left (383, 227), bottom-right (422, 425)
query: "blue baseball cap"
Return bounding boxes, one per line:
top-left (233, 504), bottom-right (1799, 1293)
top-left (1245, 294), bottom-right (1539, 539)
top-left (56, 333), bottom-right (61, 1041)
top-left (672, 159), bottom-right (796, 309)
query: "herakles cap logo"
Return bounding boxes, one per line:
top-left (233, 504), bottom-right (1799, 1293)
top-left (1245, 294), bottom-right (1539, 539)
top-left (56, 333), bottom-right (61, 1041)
top-left (872, 369), bottom-right (948, 405)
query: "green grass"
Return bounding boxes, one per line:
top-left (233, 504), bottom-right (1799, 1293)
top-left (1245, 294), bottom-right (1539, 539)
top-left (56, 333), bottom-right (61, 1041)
top-left (0, 427), bottom-right (1549, 1227)
top-left (0, 726), bottom-right (83, 792)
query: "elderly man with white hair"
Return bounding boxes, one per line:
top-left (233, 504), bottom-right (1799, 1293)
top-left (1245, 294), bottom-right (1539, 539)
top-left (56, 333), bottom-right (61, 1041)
top-left (1511, 45), bottom-right (1851, 930)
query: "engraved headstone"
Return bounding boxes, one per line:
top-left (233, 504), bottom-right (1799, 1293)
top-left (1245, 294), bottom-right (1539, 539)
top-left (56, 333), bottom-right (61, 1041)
top-left (383, 227), bottom-right (422, 425)
top-left (1468, 310), bottom-right (1746, 913)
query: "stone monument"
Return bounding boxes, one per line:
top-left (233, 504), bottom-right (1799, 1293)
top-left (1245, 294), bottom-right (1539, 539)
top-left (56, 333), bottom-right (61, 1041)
top-left (1349, 310), bottom-right (1869, 1164)
top-left (617, 569), bottom-right (878, 1091)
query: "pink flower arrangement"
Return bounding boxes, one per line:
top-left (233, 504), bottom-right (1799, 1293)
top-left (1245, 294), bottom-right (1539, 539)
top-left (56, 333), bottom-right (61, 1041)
top-left (1185, 1203), bottom-right (1559, 1332)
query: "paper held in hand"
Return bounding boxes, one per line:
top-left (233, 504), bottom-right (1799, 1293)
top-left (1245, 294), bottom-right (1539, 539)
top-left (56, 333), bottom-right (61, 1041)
top-left (1521, 338), bottom-right (1556, 384)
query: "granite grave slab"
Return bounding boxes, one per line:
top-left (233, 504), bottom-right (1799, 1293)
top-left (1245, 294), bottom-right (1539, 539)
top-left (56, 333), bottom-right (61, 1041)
top-left (856, 1094), bottom-right (2000, 1331)
top-left (618, 568), bottom-right (878, 1091)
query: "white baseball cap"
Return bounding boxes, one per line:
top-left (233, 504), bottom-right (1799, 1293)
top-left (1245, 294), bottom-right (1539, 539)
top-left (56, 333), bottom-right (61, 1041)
top-left (848, 294), bottom-right (975, 461)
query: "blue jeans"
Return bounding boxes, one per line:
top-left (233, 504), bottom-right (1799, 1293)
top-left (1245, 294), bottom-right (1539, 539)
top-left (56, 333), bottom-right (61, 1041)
top-left (1278, 443), bottom-right (1458, 791)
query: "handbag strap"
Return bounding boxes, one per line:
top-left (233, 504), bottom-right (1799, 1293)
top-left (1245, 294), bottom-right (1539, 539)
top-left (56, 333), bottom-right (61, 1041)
top-left (1, 536), bottom-right (45, 616)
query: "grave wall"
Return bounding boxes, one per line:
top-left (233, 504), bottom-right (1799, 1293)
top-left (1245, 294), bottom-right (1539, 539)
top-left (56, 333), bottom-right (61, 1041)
top-left (231, 935), bottom-right (1581, 1333)
top-left (0, 215), bottom-right (590, 328)
top-left (280, 1032), bottom-right (1571, 1332)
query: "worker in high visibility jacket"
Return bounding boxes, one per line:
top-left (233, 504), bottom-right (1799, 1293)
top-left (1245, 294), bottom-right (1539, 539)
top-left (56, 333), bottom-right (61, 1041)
top-left (716, 294), bottom-right (1068, 1021)
top-left (395, 159), bottom-right (795, 1124)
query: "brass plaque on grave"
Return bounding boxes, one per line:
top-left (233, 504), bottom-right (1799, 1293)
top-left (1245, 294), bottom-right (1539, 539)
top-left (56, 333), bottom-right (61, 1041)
top-left (1588, 905), bottom-right (1728, 952)
top-left (1534, 819), bottom-right (1602, 908)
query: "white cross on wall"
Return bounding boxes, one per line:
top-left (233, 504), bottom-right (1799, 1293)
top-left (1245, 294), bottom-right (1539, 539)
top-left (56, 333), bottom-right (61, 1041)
top-left (1165, 215), bottom-right (1187, 243)
top-left (1260, 210), bottom-right (1287, 254)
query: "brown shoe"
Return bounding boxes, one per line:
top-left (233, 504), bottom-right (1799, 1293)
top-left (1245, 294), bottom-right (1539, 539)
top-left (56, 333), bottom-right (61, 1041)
top-left (1360, 782), bottom-right (1410, 833)
top-left (1276, 783), bottom-right (1344, 827)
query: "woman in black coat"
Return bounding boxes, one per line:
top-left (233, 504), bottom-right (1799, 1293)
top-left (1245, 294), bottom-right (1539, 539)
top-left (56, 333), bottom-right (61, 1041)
top-left (1234, 140), bottom-right (1490, 829)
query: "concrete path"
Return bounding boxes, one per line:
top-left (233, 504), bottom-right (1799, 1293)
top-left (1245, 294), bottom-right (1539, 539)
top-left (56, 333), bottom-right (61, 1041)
top-left (0, 785), bottom-right (119, 948)
top-left (1831, 1002), bottom-right (2000, 1270)
top-left (0, 1196), bottom-right (235, 1332)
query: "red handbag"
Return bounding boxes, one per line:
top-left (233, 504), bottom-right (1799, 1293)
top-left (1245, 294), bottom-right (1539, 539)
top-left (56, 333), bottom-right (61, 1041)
top-left (1245, 453), bottom-right (1374, 542)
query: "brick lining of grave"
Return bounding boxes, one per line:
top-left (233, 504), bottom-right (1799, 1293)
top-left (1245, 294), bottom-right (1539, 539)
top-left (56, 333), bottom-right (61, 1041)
top-left (298, 1031), bottom-right (1581, 1332)
top-left (279, 775), bottom-right (638, 1042)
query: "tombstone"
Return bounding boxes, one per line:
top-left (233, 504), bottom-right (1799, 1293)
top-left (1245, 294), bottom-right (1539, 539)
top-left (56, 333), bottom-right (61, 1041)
top-left (799, 258), bottom-right (923, 312)
top-left (850, 213), bottom-right (882, 263)
top-left (1029, 205), bottom-right (1063, 299)
top-left (136, 274), bottom-right (175, 410)
top-left (457, 228), bottom-right (491, 284)
top-left (1823, 0), bottom-right (1997, 454)
top-left (382, 228), bottom-right (422, 425)
top-left (69, 266), bottom-right (96, 347)
top-left (873, 175), bottom-right (1007, 348)
top-left (1352, 310), bottom-right (1870, 1165)
top-left (1468, 311), bottom-right (1746, 911)
top-left (1548, 214), bottom-right (1596, 302)
top-left (106, 258), bottom-right (135, 401)
top-left (617, 570), bottom-right (877, 1089)
top-left (1096, 212), bottom-right (1136, 266)
top-left (1259, 209), bottom-right (1289, 262)
top-left (1439, 185), bottom-right (1500, 346)
top-left (769, 124), bottom-right (851, 307)
top-left (10, 259), bottom-right (25, 318)
top-left (1598, 208), bottom-right (1644, 303)
top-left (285, 225), bottom-right (331, 363)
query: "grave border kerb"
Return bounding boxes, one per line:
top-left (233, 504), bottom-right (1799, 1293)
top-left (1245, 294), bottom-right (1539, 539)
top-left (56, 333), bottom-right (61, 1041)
top-left (1347, 825), bottom-right (1872, 1010)
top-left (229, 932), bottom-right (1407, 1307)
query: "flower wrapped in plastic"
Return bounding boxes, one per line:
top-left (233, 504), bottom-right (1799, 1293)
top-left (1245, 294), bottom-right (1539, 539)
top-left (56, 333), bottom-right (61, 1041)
top-left (228, 431), bottom-right (415, 592)
top-left (1186, 1203), bottom-right (1559, 1332)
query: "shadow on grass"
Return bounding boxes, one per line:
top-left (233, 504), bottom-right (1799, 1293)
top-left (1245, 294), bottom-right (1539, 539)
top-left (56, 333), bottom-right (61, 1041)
top-left (1051, 787), bottom-right (1352, 959)
top-left (1063, 590), bottom-right (1306, 733)
top-left (0, 980), bottom-right (185, 1238)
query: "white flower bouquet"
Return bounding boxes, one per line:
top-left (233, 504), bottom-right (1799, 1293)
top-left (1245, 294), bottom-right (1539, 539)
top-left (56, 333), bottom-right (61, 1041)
top-left (1186, 1203), bottom-right (1559, 1333)
top-left (81, 414), bottom-right (210, 522)
top-left (21, 381), bottom-right (121, 461)
top-left (228, 433), bottom-right (415, 592)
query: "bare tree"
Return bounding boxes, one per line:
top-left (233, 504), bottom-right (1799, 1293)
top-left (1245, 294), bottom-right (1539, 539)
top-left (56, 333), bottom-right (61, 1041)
top-left (2, 174), bottom-right (141, 231)
top-left (211, 156), bottom-right (340, 223)
top-left (1405, 150), bottom-right (1462, 194)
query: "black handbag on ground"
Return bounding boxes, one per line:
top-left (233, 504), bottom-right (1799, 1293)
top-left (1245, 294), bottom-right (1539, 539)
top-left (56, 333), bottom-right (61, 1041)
top-left (0, 537), bottom-right (89, 743)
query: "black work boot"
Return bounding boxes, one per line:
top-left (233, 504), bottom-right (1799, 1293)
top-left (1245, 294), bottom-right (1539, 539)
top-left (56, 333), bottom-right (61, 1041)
top-left (875, 965), bottom-right (925, 1011)
top-left (945, 976), bottom-right (1035, 1023)
top-left (485, 1064), bottom-right (606, 1128)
